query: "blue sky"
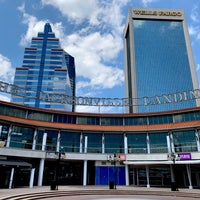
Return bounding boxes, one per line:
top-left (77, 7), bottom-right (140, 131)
top-left (0, 0), bottom-right (200, 113)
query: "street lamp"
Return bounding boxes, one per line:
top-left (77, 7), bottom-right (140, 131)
top-left (167, 152), bottom-right (180, 191)
top-left (107, 153), bottom-right (118, 189)
top-left (52, 150), bottom-right (65, 190)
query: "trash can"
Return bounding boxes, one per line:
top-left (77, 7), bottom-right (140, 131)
top-left (50, 181), bottom-right (57, 190)
top-left (171, 181), bottom-right (178, 191)
top-left (109, 181), bottom-right (114, 189)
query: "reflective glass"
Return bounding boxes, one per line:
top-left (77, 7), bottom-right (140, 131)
top-left (173, 130), bottom-right (197, 152)
top-left (133, 20), bottom-right (196, 112)
top-left (127, 133), bottom-right (147, 154)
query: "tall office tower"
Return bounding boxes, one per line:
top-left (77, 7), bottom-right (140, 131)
top-left (12, 23), bottom-right (76, 111)
top-left (124, 8), bottom-right (199, 113)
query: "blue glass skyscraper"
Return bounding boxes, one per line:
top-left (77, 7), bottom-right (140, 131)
top-left (124, 8), bottom-right (199, 113)
top-left (12, 23), bottom-right (76, 111)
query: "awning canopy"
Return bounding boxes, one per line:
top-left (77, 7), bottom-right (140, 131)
top-left (0, 160), bottom-right (32, 167)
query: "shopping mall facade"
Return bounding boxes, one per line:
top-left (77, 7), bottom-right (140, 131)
top-left (1, 100), bottom-right (200, 189)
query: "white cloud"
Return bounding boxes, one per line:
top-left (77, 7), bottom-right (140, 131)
top-left (190, 5), bottom-right (200, 23)
top-left (0, 93), bottom-right (10, 102)
top-left (142, 0), bottom-right (158, 7)
top-left (197, 64), bottom-right (200, 72)
top-left (0, 54), bottom-right (14, 83)
top-left (18, 4), bottom-right (64, 46)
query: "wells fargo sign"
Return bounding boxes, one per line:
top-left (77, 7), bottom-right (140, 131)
top-left (133, 9), bottom-right (182, 17)
top-left (0, 81), bottom-right (199, 107)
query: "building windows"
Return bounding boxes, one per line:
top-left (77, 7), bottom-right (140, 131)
top-left (127, 133), bottom-right (147, 154)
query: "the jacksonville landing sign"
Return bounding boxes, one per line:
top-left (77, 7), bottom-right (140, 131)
top-left (0, 80), bottom-right (200, 107)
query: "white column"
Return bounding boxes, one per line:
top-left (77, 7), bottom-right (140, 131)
top-left (195, 130), bottom-right (200, 152)
top-left (147, 133), bottom-right (150, 154)
top-left (29, 168), bottom-right (35, 188)
top-left (146, 165), bottom-right (150, 188)
top-left (80, 134), bottom-right (83, 153)
top-left (124, 134), bottom-right (128, 154)
top-left (83, 136), bottom-right (88, 186)
top-left (125, 164), bottom-right (129, 186)
top-left (9, 168), bottom-right (14, 189)
top-left (102, 134), bottom-right (105, 154)
top-left (84, 136), bottom-right (88, 153)
top-left (166, 135), bottom-right (171, 153)
top-left (32, 129), bottom-right (37, 150)
top-left (56, 132), bottom-right (61, 152)
top-left (6, 125), bottom-right (12, 148)
top-left (170, 132), bottom-right (175, 153)
top-left (186, 164), bottom-right (193, 189)
top-left (42, 132), bottom-right (47, 151)
top-left (38, 159), bottom-right (45, 186)
top-left (83, 160), bottom-right (87, 186)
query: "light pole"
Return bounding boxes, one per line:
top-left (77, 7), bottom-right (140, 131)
top-left (108, 154), bottom-right (118, 189)
top-left (51, 150), bottom-right (65, 190)
top-left (168, 152), bottom-right (180, 191)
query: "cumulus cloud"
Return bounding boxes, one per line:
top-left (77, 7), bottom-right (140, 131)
top-left (189, 5), bottom-right (200, 41)
top-left (18, 4), bottom-right (64, 46)
top-left (0, 54), bottom-right (14, 83)
top-left (142, 0), bottom-right (158, 7)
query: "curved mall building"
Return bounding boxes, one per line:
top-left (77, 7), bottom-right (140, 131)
top-left (1, 100), bottom-right (200, 189)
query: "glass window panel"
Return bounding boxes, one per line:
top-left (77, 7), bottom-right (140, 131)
top-left (149, 132), bottom-right (168, 153)
top-left (60, 131), bottom-right (80, 152)
top-left (83, 133), bottom-right (102, 153)
top-left (10, 126), bottom-right (34, 149)
top-left (127, 133), bottom-right (147, 154)
top-left (173, 130), bottom-right (197, 152)
top-left (104, 133), bottom-right (124, 153)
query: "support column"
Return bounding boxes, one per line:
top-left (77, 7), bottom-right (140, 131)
top-left (166, 135), bottom-right (171, 153)
top-left (56, 131), bottom-right (61, 152)
top-left (186, 164), bottom-right (193, 189)
top-left (38, 132), bottom-right (47, 186)
top-left (83, 136), bottom-right (88, 186)
top-left (124, 134), bottom-right (128, 154)
top-left (146, 133), bottom-right (150, 154)
top-left (170, 165), bottom-right (175, 182)
top-left (42, 132), bottom-right (47, 151)
top-left (169, 132), bottom-right (175, 153)
top-left (9, 168), bottom-right (14, 189)
top-left (6, 125), bottom-right (12, 148)
top-left (125, 164), bottom-right (129, 186)
top-left (32, 129), bottom-right (37, 150)
top-left (80, 133), bottom-right (83, 153)
top-left (146, 165), bottom-right (150, 188)
top-left (102, 134), bottom-right (105, 154)
top-left (29, 168), bottom-right (35, 188)
top-left (195, 130), bottom-right (200, 152)
top-left (38, 159), bottom-right (45, 186)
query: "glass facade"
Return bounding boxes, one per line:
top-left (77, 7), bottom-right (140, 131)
top-left (11, 23), bottom-right (76, 111)
top-left (133, 20), bottom-right (195, 112)
top-left (124, 9), bottom-right (199, 113)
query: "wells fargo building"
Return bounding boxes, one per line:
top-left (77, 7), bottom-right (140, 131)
top-left (124, 8), bottom-right (199, 113)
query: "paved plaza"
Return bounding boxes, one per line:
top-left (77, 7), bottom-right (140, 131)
top-left (1, 186), bottom-right (200, 200)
